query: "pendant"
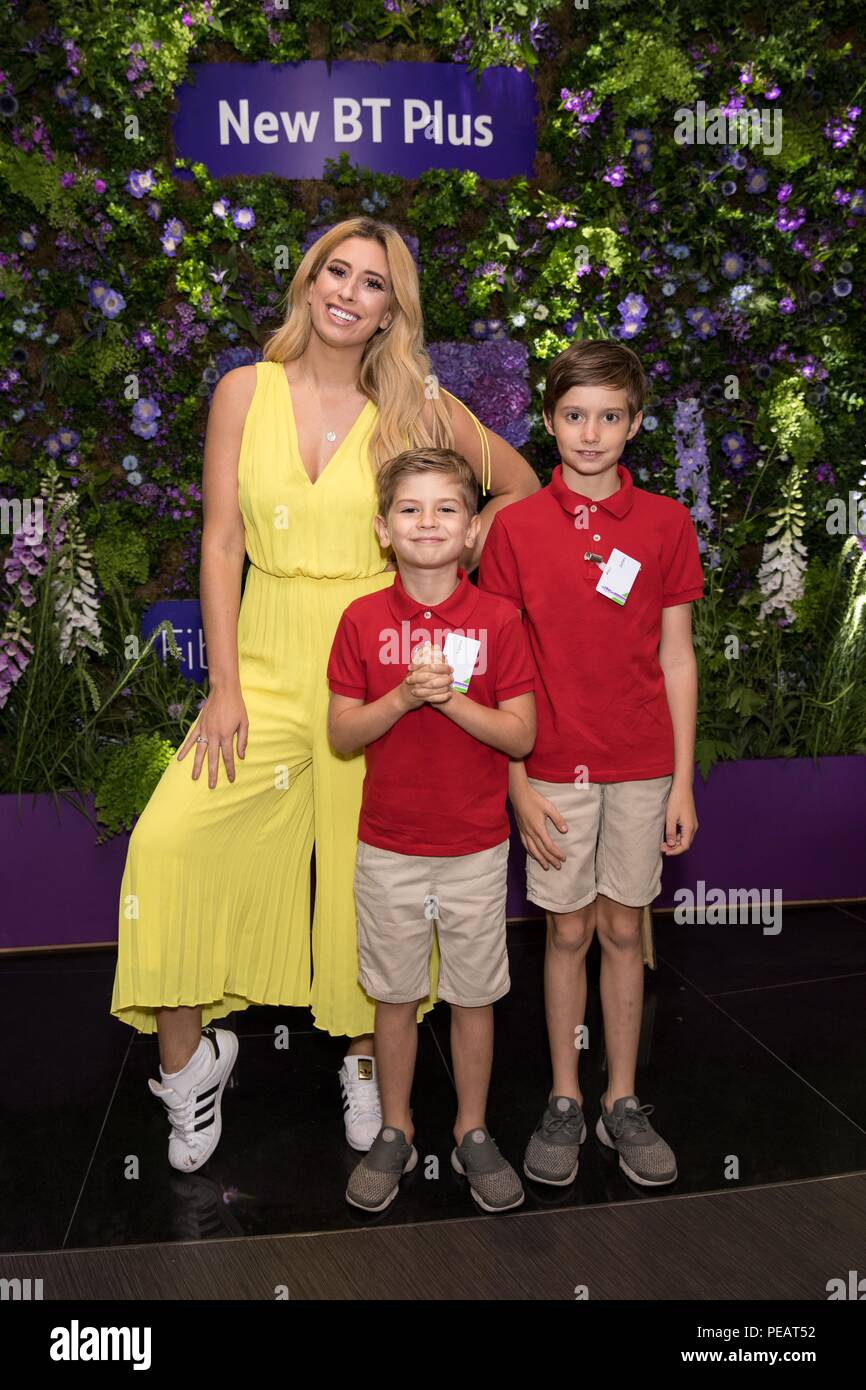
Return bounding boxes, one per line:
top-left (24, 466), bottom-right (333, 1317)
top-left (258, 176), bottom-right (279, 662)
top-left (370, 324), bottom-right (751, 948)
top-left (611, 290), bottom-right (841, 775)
top-left (325, 430), bottom-right (337, 442)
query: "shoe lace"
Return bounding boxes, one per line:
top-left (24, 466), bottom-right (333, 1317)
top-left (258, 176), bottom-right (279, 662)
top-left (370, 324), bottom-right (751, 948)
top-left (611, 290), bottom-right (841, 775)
top-left (165, 1090), bottom-right (198, 1144)
top-left (610, 1103), bottom-right (654, 1139)
top-left (544, 1106), bottom-right (583, 1139)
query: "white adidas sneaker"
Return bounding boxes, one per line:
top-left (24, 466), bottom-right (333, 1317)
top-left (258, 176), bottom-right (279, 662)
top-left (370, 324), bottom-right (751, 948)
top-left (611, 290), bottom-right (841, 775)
top-left (149, 1026), bottom-right (238, 1173)
top-left (338, 1055), bottom-right (382, 1152)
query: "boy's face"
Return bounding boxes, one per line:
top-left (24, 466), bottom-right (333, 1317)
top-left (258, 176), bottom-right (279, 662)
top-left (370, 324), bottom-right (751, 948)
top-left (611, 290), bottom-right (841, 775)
top-left (544, 384), bottom-right (642, 483)
top-left (374, 471), bottom-right (480, 570)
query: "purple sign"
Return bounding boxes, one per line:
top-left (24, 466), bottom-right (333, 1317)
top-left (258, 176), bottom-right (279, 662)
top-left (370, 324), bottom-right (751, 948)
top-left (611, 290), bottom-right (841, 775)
top-left (173, 61), bottom-right (537, 180)
top-left (141, 600), bottom-right (207, 684)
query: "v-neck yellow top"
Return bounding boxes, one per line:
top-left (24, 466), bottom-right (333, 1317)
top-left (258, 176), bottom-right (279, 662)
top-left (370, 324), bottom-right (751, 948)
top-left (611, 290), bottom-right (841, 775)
top-left (237, 360), bottom-right (389, 581)
top-left (238, 359), bottom-right (490, 582)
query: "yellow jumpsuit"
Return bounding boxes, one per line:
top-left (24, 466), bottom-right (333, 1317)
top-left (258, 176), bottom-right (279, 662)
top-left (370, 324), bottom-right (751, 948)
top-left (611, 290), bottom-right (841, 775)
top-left (111, 359), bottom-right (450, 1037)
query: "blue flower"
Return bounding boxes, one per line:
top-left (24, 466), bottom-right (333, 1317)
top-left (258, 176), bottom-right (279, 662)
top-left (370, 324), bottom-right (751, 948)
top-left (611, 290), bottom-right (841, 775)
top-left (746, 168), bottom-right (769, 194)
top-left (721, 432), bottom-right (746, 455)
top-left (720, 252), bottom-right (745, 280)
top-left (642, 415), bottom-right (659, 431)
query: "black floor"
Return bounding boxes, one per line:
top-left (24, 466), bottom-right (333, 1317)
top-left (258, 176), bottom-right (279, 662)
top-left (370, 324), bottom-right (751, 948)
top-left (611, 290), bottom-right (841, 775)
top-left (1, 902), bottom-right (865, 1254)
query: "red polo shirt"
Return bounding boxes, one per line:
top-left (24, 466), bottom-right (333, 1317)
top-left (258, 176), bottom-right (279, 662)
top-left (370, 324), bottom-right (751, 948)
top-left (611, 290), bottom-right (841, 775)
top-left (477, 464), bottom-right (704, 783)
top-left (327, 565), bottom-right (535, 855)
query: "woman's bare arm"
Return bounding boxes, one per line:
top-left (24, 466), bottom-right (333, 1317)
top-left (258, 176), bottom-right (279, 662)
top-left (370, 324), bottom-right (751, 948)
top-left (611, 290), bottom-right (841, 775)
top-left (176, 366), bottom-right (256, 787)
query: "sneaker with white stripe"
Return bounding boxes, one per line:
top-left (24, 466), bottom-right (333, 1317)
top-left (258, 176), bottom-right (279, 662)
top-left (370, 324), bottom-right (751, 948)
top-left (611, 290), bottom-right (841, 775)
top-left (148, 1026), bottom-right (238, 1173)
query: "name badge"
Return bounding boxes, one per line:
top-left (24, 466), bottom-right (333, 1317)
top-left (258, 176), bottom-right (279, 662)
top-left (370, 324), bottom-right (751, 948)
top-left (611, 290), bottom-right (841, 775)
top-left (442, 631), bottom-right (481, 692)
top-left (596, 548), bottom-right (641, 606)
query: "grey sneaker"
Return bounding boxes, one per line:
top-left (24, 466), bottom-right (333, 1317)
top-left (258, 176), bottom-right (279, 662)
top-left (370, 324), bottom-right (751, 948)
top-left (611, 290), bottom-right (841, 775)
top-left (524, 1095), bottom-right (587, 1186)
top-left (451, 1127), bottom-right (524, 1212)
top-left (346, 1124), bottom-right (418, 1212)
top-left (595, 1095), bottom-right (677, 1186)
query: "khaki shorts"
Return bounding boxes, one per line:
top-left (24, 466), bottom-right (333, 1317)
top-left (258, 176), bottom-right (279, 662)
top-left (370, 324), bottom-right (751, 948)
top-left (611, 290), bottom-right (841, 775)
top-left (353, 838), bottom-right (510, 1007)
top-left (525, 776), bottom-right (673, 913)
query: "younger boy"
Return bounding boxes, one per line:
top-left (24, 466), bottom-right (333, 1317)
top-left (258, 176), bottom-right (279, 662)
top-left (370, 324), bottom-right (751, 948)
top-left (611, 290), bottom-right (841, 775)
top-left (327, 448), bottom-right (536, 1213)
top-left (478, 340), bottom-right (704, 1188)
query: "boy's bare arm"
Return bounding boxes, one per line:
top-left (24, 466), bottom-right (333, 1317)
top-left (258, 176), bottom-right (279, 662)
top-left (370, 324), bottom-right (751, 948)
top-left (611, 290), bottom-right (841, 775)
top-left (328, 684), bottom-right (415, 754)
top-left (659, 602), bottom-right (699, 852)
top-left (438, 688), bottom-right (535, 759)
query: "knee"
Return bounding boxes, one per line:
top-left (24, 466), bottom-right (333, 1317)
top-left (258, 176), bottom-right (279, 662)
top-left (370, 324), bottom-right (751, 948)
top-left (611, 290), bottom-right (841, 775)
top-left (547, 906), bottom-right (595, 952)
top-left (596, 902), bottom-right (642, 951)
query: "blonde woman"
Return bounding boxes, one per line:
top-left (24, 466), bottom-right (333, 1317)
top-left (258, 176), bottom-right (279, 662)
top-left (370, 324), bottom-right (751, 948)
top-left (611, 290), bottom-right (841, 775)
top-left (111, 216), bottom-right (540, 1172)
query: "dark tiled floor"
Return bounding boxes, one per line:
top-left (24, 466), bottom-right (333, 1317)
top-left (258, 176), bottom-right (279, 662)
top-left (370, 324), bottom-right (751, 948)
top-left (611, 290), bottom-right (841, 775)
top-left (1, 903), bottom-right (865, 1254)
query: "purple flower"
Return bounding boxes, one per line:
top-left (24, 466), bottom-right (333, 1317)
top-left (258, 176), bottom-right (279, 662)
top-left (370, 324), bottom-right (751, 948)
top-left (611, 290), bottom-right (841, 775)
top-left (777, 183), bottom-right (793, 204)
top-left (720, 251), bottom-right (744, 279)
top-left (131, 396), bottom-right (161, 440)
top-left (685, 307), bottom-right (717, 339)
top-left (673, 397), bottom-right (713, 547)
top-left (721, 431), bottom-right (746, 455)
top-left (126, 169), bottom-right (156, 199)
top-left (776, 205), bottom-right (807, 233)
top-left (778, 296), bottom-right (796, 314)
top-left (233, 207), bottom-right (256, 231)
top-left (560, 88), bottom-right (601, 125)
top-left (603, 163), bottom-right (626, 187)
top-left (745, 168), bottom-right (768, 194)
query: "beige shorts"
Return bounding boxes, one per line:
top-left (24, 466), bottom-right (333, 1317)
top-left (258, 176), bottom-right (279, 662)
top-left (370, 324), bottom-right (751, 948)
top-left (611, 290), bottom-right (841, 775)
top-left (525, 776), bottom-right (673, 913)
top-left (353, 838), bottom-right (510, 1007)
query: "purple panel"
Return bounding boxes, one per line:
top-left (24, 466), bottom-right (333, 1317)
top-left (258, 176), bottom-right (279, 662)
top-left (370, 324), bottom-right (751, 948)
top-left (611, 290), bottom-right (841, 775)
top-left (0, 795), bottom-right (129, 951)
top-left (505, 756), bottom-right (866, 918)
top-left (172, 61), bottom-right (537, 180)
top-left (655, 755), bottom-right (866, 907)
top-left (3, 758), bottom-right (863, 951)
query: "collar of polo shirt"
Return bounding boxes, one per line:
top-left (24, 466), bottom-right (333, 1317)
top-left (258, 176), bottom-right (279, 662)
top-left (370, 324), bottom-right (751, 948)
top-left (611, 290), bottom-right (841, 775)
top-left (385, 563), bottom-right (479, 624)
top-left (549, 462), bottom-right (635, 519)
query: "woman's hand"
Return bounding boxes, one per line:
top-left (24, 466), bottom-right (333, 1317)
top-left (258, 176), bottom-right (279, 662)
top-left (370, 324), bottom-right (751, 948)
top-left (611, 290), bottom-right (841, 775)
top-left (177, 685), bottom-right (249, 788)
top-left (512, 785), bottom-right (568, 871)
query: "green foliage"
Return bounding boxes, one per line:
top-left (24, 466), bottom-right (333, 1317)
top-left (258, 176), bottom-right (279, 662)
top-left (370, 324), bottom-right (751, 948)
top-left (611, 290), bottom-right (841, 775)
top-left (755, 377), bottom-right (824, 466)
top-left (93, 733), bottom-right (174, 834)
top-left (590, 31), bottom-right (698, 132)
top-left (91, 524), bottom-right (151, 590)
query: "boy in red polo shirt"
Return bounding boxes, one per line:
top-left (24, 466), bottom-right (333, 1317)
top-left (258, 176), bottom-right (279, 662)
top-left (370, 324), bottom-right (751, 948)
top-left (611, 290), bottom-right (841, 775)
top-left (478, 340), bottom-right (704, 1189)
top-left (327, 447), bottom-right (536, 1214)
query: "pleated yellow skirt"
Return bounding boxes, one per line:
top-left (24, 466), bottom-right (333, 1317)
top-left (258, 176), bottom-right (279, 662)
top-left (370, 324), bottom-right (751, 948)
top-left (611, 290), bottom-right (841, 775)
top-left (110, 361), bottom-right (441, 1035)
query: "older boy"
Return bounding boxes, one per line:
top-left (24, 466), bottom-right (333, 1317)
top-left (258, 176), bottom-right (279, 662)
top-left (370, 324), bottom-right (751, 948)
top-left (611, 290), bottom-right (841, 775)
top-left (327, 448), bottom-right (536, 1213)
top-left (478, 340), bottom-right (704, 1188)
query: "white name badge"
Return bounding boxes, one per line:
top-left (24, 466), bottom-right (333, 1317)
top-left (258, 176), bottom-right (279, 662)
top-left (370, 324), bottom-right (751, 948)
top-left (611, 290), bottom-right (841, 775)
top-left (596, 548), bottom-right (641, 605)
top-left (442, 631), bottom-right (481, 692)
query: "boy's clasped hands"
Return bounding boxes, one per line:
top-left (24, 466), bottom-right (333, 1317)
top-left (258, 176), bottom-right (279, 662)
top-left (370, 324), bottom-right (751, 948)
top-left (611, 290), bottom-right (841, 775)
top-left (399, 641), bottom-right (454, 710)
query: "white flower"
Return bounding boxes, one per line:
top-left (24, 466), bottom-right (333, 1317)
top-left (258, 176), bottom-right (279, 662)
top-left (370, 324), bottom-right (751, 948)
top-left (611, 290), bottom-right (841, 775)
top-left (757, 465), bottom-right (808, 622)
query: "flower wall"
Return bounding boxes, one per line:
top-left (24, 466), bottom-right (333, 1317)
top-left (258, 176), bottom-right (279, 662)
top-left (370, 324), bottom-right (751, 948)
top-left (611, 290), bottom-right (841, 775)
top-left (0, 0), bottom-right (864, 829)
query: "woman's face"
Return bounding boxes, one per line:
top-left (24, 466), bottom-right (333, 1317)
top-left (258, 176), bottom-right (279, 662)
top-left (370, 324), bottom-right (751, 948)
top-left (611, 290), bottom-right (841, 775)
top-left (307, 236), bottom-right (393, 346)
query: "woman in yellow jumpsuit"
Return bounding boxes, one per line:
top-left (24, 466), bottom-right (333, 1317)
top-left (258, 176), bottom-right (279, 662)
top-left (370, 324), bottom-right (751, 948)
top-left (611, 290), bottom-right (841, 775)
top-left (110, 216), bottom-right (539, 1165)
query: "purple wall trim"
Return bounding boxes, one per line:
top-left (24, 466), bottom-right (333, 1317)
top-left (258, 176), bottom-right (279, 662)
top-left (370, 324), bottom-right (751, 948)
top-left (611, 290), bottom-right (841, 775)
top-left (1, 757), bottom-right (864, 951)
top-left (0, 794), bottom-right (129, 950)
top-left (506, 755), bottom-right (866, 920)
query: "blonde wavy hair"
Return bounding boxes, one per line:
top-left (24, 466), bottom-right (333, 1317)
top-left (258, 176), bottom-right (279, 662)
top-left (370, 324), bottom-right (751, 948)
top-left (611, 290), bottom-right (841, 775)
top-left (262, 217), bottom-right (489, 491)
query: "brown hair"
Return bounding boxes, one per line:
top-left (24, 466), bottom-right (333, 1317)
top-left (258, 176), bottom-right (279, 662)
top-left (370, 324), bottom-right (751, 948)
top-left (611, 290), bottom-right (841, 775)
top-left (542, 340), bottom-right (647, 421)
top-left (375, 447), bottom-right (479, 521)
